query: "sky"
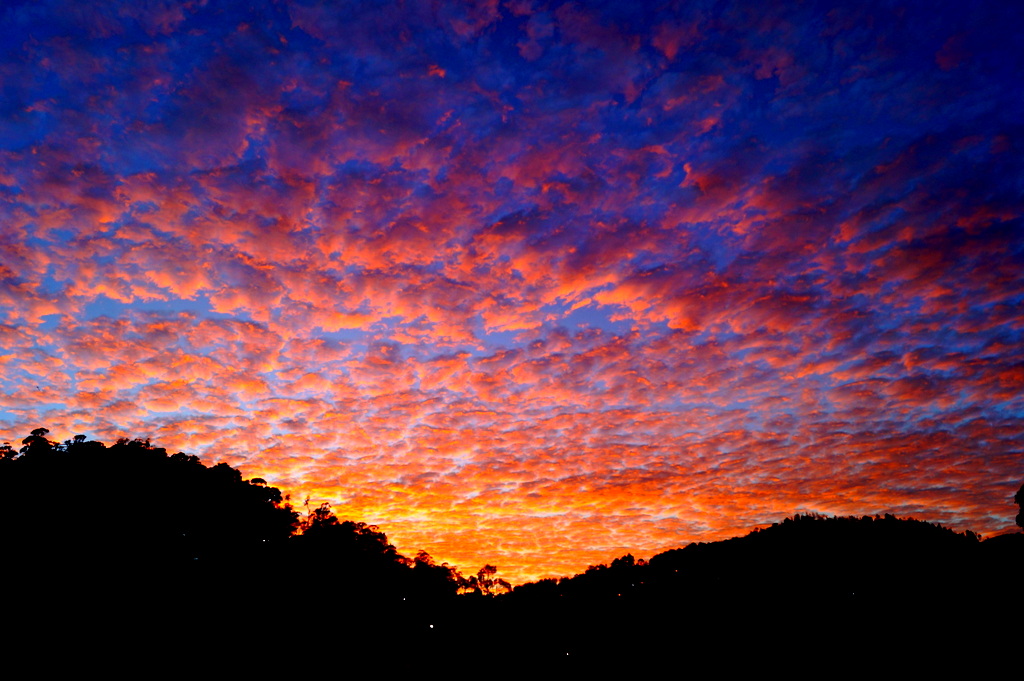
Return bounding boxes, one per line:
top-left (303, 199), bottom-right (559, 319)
top-left (1, 0), bottom-right (1022, 584)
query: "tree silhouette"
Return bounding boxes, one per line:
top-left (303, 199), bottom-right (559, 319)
top-left (288, 501), bottom-right (469, 610)
top-left (461, 563), bottom-right (512, 595)
top-left (0, 430), bottom-right (299, 582)
top-left (1016, 482), bottom-right (1024, 530)
top-left (19, 426), bottom-right (55, 455)
top-left (8, 425), bottom-right (1021, 673)
top-left (411, 549), bottom-right (462, 599)
top-left (0, 427), bottom-right (496, 673)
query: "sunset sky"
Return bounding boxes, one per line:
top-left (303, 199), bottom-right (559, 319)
top-left (1, 0), bottom-right (1022, 583)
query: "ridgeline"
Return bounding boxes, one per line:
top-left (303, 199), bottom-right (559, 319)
top-left (3, 429), bottom-right (1020, 673)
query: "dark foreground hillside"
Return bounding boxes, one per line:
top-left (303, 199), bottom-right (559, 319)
top-left (484, 514), bottom-right (1024, 672)
top-left (3, 430), bottom-right (1022, 674)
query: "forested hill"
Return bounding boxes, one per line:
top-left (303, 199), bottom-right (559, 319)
top-left (513, 511), bottom-right (987, 606)
top-left (492, 513), bottom-right (1023, 671)
top-left (0, 429), bottom-right (480, 597)
top-left (3, 429), bottom-right (1022, 673)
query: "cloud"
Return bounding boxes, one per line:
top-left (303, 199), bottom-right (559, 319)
top-left (1, 0), bottom-right (1021, 584)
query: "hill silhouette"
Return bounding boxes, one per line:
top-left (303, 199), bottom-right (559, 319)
top-left (3, 428), bottom-right (1021, 673)
top-left (1, 429), bottom-right (467, 671)
top-left (1, 430), bottom-right (298, 585)
top-left (492, 513), bottom-right (1023, 672)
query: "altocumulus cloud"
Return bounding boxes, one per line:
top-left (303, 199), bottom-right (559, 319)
top-left (0, 0), bottom-right (1022, 582)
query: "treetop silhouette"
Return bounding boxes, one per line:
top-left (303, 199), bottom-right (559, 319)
top-left (1016, 482), bottom-right (1024, 530)
top-left (0, 429), bottom-right (299, 578)
top-left (0, 428), bottom-right (484, 608)
top-left (2, 427), bottom-right (1021, 673)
